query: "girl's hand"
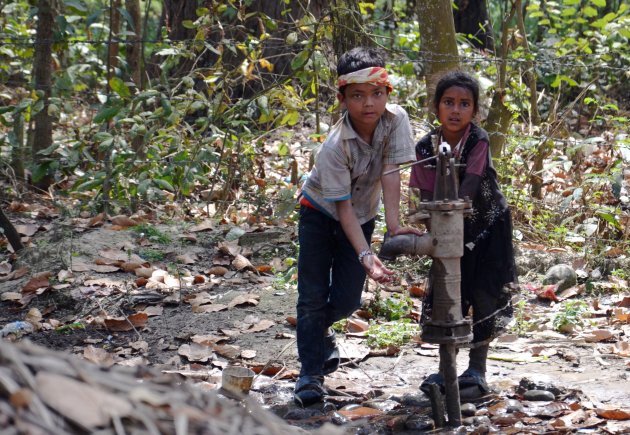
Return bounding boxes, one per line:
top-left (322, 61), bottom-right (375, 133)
top-left (362, 254), bottom-right (394, 283)
top-left (388, 225), bottom-right (425, 237)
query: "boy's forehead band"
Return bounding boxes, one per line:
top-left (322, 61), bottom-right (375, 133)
top-left (337, 67), bottom-right (394, 92)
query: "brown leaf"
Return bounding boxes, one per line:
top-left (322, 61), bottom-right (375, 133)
top-left (228, 293), bottom-right (260, 308)
top-left (140, 306), bottom-right (163, 317)
top-left (535, 285), bottom-right (559, 302)
top-left (347, 318), bottom-right (370, 333)
top-left (83, 345), bottom-right (115, 367)
top-left (596, 408), bottom-right (630, 420)
top-left (135, 277), bottom-right (148, 287)
top-left (207, 266), bottom-right (229, 276)
top-left (212, 343), bottom-right (241, 359)
top-left (217, 240), bottom-right (241, 257)
top-left (408, 285), bottom-right (425, 298)
top-left (10, 389), bottom-right (33, 409)
top-left (189, 220), bottom-right (214, 232)
top-left (15, 224), bottom-right (40, 237)
top-left (255, 265), bottom-right (273, 274)
top-left (176, 253), bottom-right (197, 265)
top-left (87, 212), bottom-right (106, 227)
top-left (135, 267), bottom-right (154, 278)
top-left (192, 304), bottom-right (228, 314)
top-left (247, 319), bottom-right (275, 333)
top-left (103, 313), bottom-right (148, 332)
top-left (286, 316), bottom-right (297, 326)
top-left (36, 372), bottom-right (132, 429)
top-left (232, 254), bottom-right (253, 271)
top-left (21, 272), bottom-right (51, 294)
top-left (338, 406), bottom-right (383, 420)
top-left (240, 349), bottom-right (257, 359)
top-left (177, 343), bottom-right (214, 362)
top-left (120, 262), bottom-right (144, 272)
top-left (0, 262), bottom-right (11, 275)
top-left (110, 215), bottom-right (138, 227)
top-left (193, 275), bottom-right (206, 284)
top-left (582, 329), bottom-right (615, 342)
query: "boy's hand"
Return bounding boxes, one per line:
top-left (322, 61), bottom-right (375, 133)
top-left (388, 226), bottom-right (425, 237)
top-left (363, 254), bottom-right (394, 283)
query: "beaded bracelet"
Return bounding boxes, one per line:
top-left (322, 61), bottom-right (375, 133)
top-left (358, 249), bottom-right (374, 265)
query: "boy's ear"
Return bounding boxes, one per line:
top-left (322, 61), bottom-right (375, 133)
top-left (337, 92), bottom-right (346, 109)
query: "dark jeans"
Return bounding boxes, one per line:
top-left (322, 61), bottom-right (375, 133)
top-left (296, 206), bottom-right (375, 376)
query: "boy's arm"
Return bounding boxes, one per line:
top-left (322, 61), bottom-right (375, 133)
top-left (382, 165), bottom-right (425, 236)
top-left (335, 199), bottom-right (393, 284)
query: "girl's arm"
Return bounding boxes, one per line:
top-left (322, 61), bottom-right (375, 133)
top-left (336, 199), bottom-right (393, 283)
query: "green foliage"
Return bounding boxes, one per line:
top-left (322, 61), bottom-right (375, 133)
top-left (131, 224), bottom-right (171, 244)
top-left (511, 299), bottom-right (535, 336)
top-left (368, 288), bottom-right (413, 321)
top-left (366, 319), bottom-right (420, 349)
top-left (553, 300), bottom-right (590, 333)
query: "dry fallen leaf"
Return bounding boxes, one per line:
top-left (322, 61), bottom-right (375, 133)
top-left (247, 319), bottom-right (275, 333)
top-left (347, 318), bottom-right (370, 333)
top-left (228, 293), bottom-right (260, 308)
top-left (110, 215), bottom-right (138, 227)
top-left (178, 343), bottom-right (214, 362)
top-left (176, 253), bottom-right (197, 265)
top-left (596, 407), bottom-right (630, 420)
top-left (232, 254), bottom-right (253, 271)
top-left (338, 406), bottom-right (383, 420)
top-left (207, 266), bottom-right (229, 276)
top-left (582, 329), bottom-right (615, 343)
top-left (103, 313), bottom-right (148, 332)
top-left (83, 345), bottom-right (115, 367)
top-left (36, 372), bottom-right (133, 429)
top-left (21, 271), bottom-right (51, 294)
top-left (15, 223), bottom-right (40, 237)
top-left (241, 349), bottom-right (257, 359)
top-left (189, 220), bottom-right (214, 232)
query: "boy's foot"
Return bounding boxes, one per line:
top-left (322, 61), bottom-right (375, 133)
top-left (322, 329), bottom-right (340, 375)
top-left (419, 372), bottom-right (445, 395)
top-left (458, 368), bottom-right (489, 394)
top-left (294, 375), bottom-right (325, 407)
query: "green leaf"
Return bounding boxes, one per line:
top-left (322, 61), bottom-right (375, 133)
top-left (583, 6), bottom-right (598, 17)
top-left (279, 110), bottom-right (299, 126)
top-left (64, 0), bottom-right (87, 13)
top-left (154, 179), bottom-right (174, 191)
top-left (597, 211), bottom-right (621, 230)
top-left (563, 0), bottom-right (580, 5)
top-left (94, 106), bottom-right (120, 123)
top-left (109, 77), bottom-right (131, 98)
top-left (291, 50), bottom-right (310, 71)
top-left (590, 0), bottom-right (606, 7)
top-left (561, 7), bottom-right (577, 16)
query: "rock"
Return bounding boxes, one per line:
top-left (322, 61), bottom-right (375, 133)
top-left (543, 264), bottom-right (577, 292)
top-left (283, 407), bottom-right (323, 420)
top-left (461, 402), bottom-right (477, 416)
top-left (397, 392), bottom-right (429, 407)
top-left (517, 377), bottom-right (565, 397)
top-left (523, 389), bottom-right (556, 401)
top-left (506, 399), bottom-right (524, 413)
top-left (405, 415), bottom-right (433, 431)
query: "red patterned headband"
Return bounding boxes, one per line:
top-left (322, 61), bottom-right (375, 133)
top-left (337, 67), bottom-right (394, 92)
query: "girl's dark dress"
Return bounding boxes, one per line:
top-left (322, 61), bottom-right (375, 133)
top-left (410, 123), bottom-right (517, 347)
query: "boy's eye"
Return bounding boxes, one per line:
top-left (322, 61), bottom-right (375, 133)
top-left (374, 90), bottom-right (383, 97)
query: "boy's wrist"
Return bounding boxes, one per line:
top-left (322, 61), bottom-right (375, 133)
top-left (358, 249), bottom-right (374, 265)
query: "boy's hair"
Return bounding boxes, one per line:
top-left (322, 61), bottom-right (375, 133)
top-left (434, 71), bottom-right (480, 114)
top-left (337, 47), bottom-right (386, 94)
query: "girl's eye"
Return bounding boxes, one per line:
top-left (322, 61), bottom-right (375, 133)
top-left (462, 102), bottom-right (470, 107)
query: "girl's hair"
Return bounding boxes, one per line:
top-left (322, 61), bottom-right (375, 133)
top-left (433, 71), bottom-right (480, 114)
top-left (337, 47), bottom-right (386, 94)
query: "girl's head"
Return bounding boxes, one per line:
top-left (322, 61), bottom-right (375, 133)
top-left (433, 71), bottom-right (480, 140)
top-left (433, 71), bottom-right (480, 115)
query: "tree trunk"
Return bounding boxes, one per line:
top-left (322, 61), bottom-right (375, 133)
top-left (107, 0), bottom-right (121, 82)
top-left (331, 0), bottom-right (373, 56)
top-left (0, 207), bottom-right (24, 253)
top-left (417, 0), bottom-right (460, 115)
top-left (125, 0), bottom-right (143, 89)
top-left (485, 3), bottom-right (516, 161)
top-left (31, 0), bottom-right (54, 190)
top-left (515, 0), bottom-right (544, 199)
top-left (453, 0), bottom-right (495, 51)
top-left (11, 112), bottom-right (25, 180)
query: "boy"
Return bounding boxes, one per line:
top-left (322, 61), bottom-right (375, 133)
top-left (294, 47), bottom-right (422, 406)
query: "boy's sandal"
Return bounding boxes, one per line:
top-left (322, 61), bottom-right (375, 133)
top-left (458, 368), bottom-right (489, 393)
top-left (294, 376), bottom-right (325, 407)
top-left (419, 372), bottom-right (445, 396)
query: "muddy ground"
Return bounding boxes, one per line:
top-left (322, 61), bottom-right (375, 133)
top-left (1, 220), bottom-right (630, 433)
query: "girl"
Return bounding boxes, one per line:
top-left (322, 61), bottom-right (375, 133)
top-left (409, 71), bottom-right (517, 396)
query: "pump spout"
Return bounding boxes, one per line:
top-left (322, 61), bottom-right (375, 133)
top-left (378, 233), bottom-right (434, 261)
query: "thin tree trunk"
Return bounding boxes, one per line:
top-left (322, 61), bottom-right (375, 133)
top-left (0, 207), bottom-right (24, 253)
top-left (331, 0), bottom-right (373, 56)
top-left (125, 0), bottom-right (143, 89)
top-left (516, 0), bottom-right (545, 198)
top-left (11, 112), bottom-right (25, 180)
top-left (31, 0), bottom-right (54, 190)
top-left (417, 0), bottom-right (460, 116)
top-left (485, 2), bottom-right (516, 161)
top-left (107, 0), bottom-right (121, 82)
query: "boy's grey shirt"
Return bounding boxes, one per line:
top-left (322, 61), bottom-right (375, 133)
top-left (301, 103), bottom-right (415, 224)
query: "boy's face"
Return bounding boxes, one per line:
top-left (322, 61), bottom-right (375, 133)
top-left (338, 83), bottom-right (389, 133)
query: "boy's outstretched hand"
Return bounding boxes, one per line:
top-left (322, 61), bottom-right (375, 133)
top-left (363, 254), bottom-right (394, 283)
top-left (388, 225), bottom-right (425, 237)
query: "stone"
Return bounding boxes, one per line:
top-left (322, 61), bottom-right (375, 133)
top-left (461, 402), bottom-right (477, 416)
top-left (543, 264), bottom-right (577, 292)
top-left (523, 389), bottom-right (556, 401)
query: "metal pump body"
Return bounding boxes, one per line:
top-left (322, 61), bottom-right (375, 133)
top-left (379, 142), bottom-right (473, 426)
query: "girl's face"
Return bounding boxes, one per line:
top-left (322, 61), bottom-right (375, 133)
top-left (436, 85), bottom-right (476, 141)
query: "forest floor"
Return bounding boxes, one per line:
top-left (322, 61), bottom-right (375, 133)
top-left (1, 196), bottom-right (630, 434)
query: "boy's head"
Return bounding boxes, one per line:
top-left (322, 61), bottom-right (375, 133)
top-left (336, 47), bottom-right (392, 96)
top-left (433, 71), bottom-right (480, 115)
